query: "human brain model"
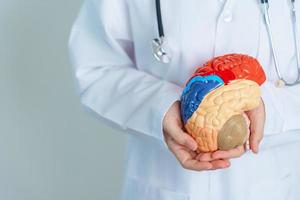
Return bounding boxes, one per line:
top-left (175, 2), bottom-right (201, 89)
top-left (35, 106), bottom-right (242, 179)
top-left (181, 54), bottom-right (266, 153)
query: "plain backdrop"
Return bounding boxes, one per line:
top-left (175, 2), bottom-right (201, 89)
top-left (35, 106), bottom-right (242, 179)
top-left (0, 0), bottom-right (127, 199)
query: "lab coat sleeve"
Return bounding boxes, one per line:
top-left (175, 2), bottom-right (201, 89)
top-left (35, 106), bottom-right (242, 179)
top-left (261, 81), bottom-right (300, 135)
top-left (68, 0), bottom-right (183, 141)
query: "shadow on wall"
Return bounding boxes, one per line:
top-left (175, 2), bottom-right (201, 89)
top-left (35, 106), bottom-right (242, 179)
top-left (0, 0), bottom-right (127, 200)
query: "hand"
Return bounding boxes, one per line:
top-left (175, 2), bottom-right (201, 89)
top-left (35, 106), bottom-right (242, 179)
top-left (163, 101), bottom-right (231, 171)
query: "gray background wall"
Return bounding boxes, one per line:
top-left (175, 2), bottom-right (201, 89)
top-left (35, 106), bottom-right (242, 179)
top-left (0, 0), bottom-right (127, 199)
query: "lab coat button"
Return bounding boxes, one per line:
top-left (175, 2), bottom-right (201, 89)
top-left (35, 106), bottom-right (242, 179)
top-left (223, 12), bottom-right (233, 23)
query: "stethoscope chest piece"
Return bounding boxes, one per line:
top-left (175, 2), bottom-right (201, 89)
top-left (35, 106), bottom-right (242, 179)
top-left (152, 0), bottom-right (172, 64)
top-left (152, 37), bottom-right (172, 64)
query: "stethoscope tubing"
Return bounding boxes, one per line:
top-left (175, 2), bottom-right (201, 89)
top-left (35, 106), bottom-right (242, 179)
top-left (291, 2), bottom-right (300, 80)
top-left (155, 0), bottom-right (165, 38)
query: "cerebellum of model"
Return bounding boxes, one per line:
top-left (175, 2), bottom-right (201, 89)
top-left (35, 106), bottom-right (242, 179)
top-left (180, 54), bottom-right (266, 153)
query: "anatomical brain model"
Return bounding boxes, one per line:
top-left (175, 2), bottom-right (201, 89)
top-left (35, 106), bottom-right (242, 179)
top-left (181, 54), bottom-right (266, 153)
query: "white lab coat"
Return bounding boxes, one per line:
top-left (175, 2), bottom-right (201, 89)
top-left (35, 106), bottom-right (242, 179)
top-left (68, 0), bottom-right (300, 199)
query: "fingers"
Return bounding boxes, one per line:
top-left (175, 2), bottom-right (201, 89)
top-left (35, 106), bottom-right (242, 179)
top-left (166, 136), bottom-right (213, 171)
top-left (196, 152), bottom-right (213, 162)
top-left (210, 159), bottom-right (231, 170)
top-left (181, 158), bottom-right (213, 171)
top-left (165, 123), bottom-right (198, 151)
top-left (197, 145), bottom-right (245, 161)
top-left (195, 153), bottom-right (231, 169)
top-left (212, 145), bottom-right (245, 160)
top-left (166, 136), bottom-right (232, 171)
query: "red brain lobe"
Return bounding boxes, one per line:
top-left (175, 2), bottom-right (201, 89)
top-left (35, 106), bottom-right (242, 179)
top-left (192, 54), bottom-right (266, 85)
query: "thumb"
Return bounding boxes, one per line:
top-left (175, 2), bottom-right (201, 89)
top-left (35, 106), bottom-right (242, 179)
top-left (248, 114), bottom-right (265, 154)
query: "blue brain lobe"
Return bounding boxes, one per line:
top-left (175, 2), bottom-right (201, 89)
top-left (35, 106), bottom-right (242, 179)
top-left (180, 75), bottom-right (224, 124)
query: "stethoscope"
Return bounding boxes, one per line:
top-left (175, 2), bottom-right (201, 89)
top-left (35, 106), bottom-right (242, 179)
top-left (152, 0), bottom-right (300, 87)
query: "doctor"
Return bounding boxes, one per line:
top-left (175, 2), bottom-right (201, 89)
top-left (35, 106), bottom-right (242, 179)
top-left (69, 0), bottom-right (300, 199)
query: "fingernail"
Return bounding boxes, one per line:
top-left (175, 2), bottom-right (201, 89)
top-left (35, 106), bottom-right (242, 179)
top-left (252, 147), bottom-right (259, 154)
top-left (255, 146), bottom-right (259, 154)
top-left (207, 164), bottom-right (213, 169)
top-left (223, 163), bottom-right (231, 168)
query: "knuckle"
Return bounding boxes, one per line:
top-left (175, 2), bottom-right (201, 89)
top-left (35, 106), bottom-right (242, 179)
top-left (165, 138), bottom-right (175, 152)
top-left (166, 143), bottom-right (172, 151)
top-left (176, 135), bottom-right (187, 146)
top-left (164, 137), bottom-right (170, 146)
top-left (163, 136), bottom-right (168, 145)
top-left (180, 160), bottom-right (189, 169)
top-left (180, 161), bottom-right (186, 168)
top-left (163, 130), bottom-right (168, 138)
top-left (182, 165), bottom-right (189, 170)
top-left (182, 139), bottom-right (190, 147)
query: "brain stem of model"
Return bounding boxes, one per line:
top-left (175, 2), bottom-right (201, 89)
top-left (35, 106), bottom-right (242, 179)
top-left (180, 54), bottom-right (266, 153)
